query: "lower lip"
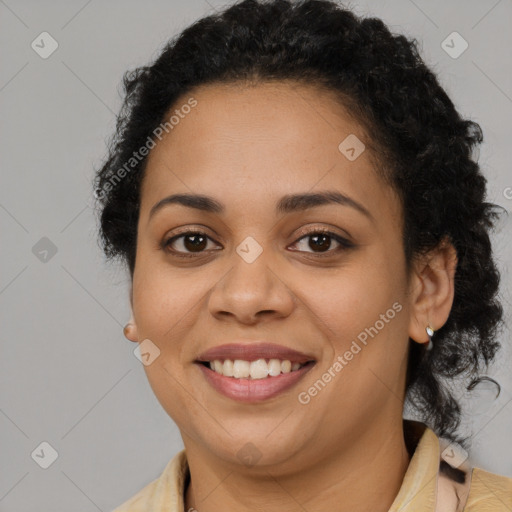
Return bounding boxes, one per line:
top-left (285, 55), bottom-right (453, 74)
top-left (197, 362), bottom-right (315, 403)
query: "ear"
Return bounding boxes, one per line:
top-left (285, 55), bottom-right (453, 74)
top-left (408, 237), bottom-right (458, 344)
top-left (123, 283), bottom-right (139, 343)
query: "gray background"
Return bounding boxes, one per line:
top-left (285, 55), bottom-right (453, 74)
top-left (1, 0), bottom-right (511, 510)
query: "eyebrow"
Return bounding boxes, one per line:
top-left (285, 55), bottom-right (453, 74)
top-left (148, 190), bottom-right (374, 223)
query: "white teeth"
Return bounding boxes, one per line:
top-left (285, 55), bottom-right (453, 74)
top-left (233, 359), bottom-right (250, 378)
top-left (281, 360), bottom-right (292, 373)
top-left (268, 358), bottom-right (282, 377)
top-left (249, 359), bottom-right (269, 379)
top-left (223, 359), bottom-right (234, 377)
top-left (207, 358), bottom-right (306, 379)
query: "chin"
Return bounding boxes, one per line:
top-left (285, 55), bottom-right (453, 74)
top-left (197, 424), bottom-right (310, 470)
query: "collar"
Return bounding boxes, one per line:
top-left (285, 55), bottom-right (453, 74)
top-left (388, 421), bottom-right (439, 511)
top-left (142, 421), bottom-right (442, 511)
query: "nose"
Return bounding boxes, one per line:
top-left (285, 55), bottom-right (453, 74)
top-left (207, 250), bottom-right (295, 325)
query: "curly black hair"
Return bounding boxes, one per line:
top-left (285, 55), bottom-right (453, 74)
top-left (93, 0), bottom-right (504, 449)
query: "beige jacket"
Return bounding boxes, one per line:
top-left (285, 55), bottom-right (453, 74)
top-left (112, 425), bottom-right (512, 511)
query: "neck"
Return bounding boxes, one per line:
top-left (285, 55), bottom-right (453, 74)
top-left (184, 420), bottom-right (412, 512)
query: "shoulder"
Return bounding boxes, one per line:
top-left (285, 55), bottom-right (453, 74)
top-left (463, 467), bottom-right (512, 511)
top-left (111, 450), bottom-right (188, 512)
top-left (436, 455), bottom-right (512, 511)
top-left (111, 478), bottom-right (159, 512)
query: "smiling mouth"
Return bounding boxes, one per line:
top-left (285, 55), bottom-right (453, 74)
top-left (194, 342), bottom-right (317, 402)
top-left (197, 358), bottom-right (316, 379)
top-left (196, 359), bottom-right (316, 403)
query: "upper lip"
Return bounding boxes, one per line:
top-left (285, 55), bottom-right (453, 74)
top-left (196, 342), bottom-right (316, 364)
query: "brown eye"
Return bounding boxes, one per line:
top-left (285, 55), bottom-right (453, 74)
top-left (291, 230), bottom-right (354, 255)
top-left (163, 231), bottom-right (219, 256)
top-left (307, 233), bottom-right (332, 252)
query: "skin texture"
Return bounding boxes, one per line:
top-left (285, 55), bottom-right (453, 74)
top-left (124, 81), bottom-right (457, 512)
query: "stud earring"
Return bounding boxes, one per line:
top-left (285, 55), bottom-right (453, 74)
top-left (425, 325), bottom-right (434, 351)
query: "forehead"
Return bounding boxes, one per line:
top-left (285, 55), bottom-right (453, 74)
top-left (139, 81), bottom-right (399, 224)
top-left (145, 80), bottom-right (366, 170)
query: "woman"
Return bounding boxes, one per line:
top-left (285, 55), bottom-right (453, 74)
top-left (93, 1), bottom-right (512, 510)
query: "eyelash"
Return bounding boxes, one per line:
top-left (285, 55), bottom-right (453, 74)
top-left (161, 228), bottom-right (354, 259)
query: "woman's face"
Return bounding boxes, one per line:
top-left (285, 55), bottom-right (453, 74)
top-left (130, 81), bottom-right (417, 471)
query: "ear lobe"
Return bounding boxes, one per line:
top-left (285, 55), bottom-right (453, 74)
top-left (123, 322), bottom-right (139, 342)
top-left (123, 286), bottom-right (139, 343)
top-left (123, 309), bottom-right (139, 343)
top-left (408, 238), bottom-right (458, 344)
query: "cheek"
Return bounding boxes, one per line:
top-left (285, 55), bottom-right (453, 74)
top-left (304, 255), bottom-right (409, 389)
top-left (304, 278), bottom-right (409, 423)
top-left (142, 361), bottom-right (203, 442)
top-left (306, 264), bottom-right (403, 340)
top-left (131, 266), bottom-right (194, 375)
top-left (132, 265), bottom-right (205, 424)
top-left (132, 255), bottom-right (192, 324)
